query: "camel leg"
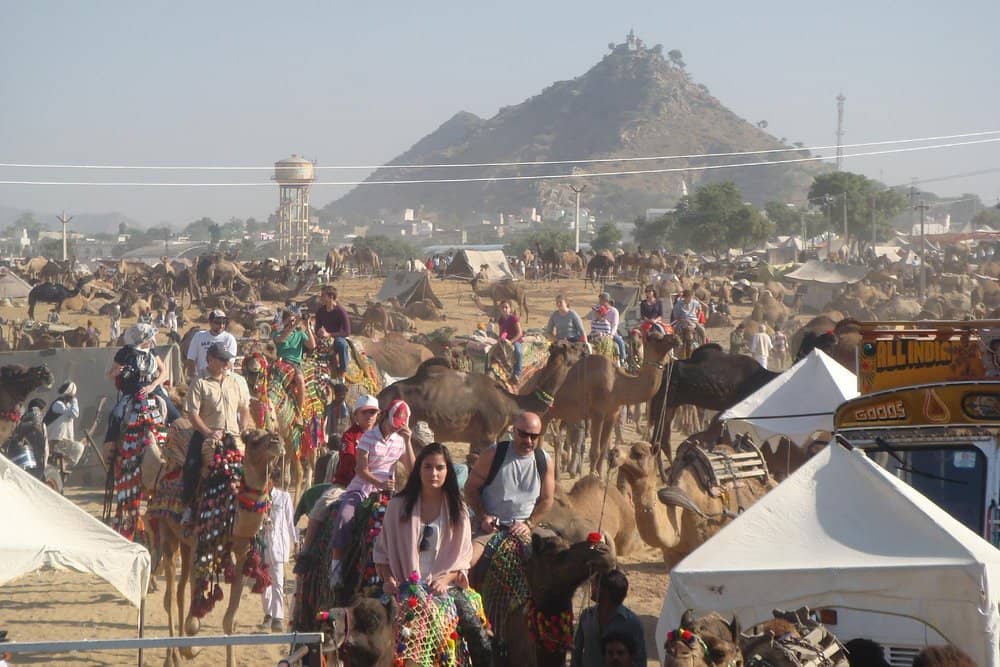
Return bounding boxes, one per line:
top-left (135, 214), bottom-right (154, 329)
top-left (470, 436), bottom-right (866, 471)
top-left (655, 407), bottom-right (676, 482)
top-left (596, 419), bottom-right (614, 477)
top-left (160, 531), bottom-right (177, 667)
top-left (223, 541), bottom-right (252, 667)
top-left (566, 422), bottom-right (584, 478)
top-left (613, 407), bottom-right (625, 447)
top-left (588, 416), bottom-right (605, 475)
top-left (179, 542), bottom-right (200, 660)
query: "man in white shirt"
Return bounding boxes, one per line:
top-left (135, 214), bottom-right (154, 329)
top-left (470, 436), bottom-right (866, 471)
top-left (750, 330), bottom-right (774, 369)
top-left (46, 381), bottom-right (79, 446)
top-left (185, 309), bottom-right (238, 380)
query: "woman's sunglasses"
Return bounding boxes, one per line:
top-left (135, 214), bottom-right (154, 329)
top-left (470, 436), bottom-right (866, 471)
top-left (418, 524), bottom-right (433, 552)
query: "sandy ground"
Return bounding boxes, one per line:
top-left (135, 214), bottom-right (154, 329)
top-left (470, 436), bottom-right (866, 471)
top-left (0, 274), bottom-right (755, 666)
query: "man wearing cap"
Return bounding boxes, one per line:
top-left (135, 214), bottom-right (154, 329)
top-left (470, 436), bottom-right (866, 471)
top-left (181, 342), bottom-right (252, 518)
top-left (185, 309), bottom-right (238, 380)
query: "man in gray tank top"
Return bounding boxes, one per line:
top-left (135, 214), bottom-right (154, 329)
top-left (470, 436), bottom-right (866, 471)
top-left (464, 411), bottom-right (556, 566)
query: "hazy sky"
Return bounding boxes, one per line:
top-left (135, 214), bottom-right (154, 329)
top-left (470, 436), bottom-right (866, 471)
top-left (2, 0), bottom-right (998, 227)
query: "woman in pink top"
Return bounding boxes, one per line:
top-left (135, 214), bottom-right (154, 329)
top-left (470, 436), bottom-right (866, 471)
top-left (496, 300), bottom-right (524, 380)
top-left (374, 443), bottom-right (491, 662)
top-left (328, 399), bottom-right (415, 583)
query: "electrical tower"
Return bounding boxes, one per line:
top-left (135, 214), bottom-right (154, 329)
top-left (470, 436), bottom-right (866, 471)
top-left (835, 93), bottom-right (846, 170)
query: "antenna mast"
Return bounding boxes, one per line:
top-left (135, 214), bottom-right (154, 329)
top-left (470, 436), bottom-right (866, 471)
top-left (835, 93), bottom-right (846, 170)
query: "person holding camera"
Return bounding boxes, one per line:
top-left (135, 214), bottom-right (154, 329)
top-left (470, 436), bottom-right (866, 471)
top-left (271, 306), bottom-right (315, 410)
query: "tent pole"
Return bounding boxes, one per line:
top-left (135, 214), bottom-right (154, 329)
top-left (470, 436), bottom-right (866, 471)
top-left (137, 598), bottom-right (145, 666)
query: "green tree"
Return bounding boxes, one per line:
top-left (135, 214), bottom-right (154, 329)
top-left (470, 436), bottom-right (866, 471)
top-left (590, 222), bottom-right (622, 252)
top-left (503, 223), bottom-right (575, 257)
top-left (672, 182), bottom-right (772, 255)
top-left (972, 205), bottom-right (1000, 229)
top-left (808, 172), bottom-right (907, 244)
top-left (632, 213), bottom-right (675, 249)
top-left (4, 212), bottom-right (45, 243)
top-left (667, 49), bottom-right (686, 68)
top-left (765, 201), bottom-right (825, 238)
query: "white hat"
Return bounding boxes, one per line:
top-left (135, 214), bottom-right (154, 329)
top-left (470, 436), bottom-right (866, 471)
top-left (353, 394), bottom-right (380, 413)
top-left (58, 381), bottom-right (77, 398)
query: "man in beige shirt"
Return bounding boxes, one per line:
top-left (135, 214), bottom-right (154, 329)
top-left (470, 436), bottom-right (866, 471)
top-left (181, 343), bottom-right (252, 519)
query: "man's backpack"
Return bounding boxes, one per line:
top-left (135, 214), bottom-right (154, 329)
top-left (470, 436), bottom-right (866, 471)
top-left (483, 440), bottom-right (547, 488)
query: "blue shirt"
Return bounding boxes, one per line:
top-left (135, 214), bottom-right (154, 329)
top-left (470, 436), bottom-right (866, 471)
top-left (571, 604), bottom-right (646, 667)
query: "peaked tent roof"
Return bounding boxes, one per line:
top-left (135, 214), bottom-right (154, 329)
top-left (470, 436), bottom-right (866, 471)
top-left (784, 259), bottom-right (871, 285)
top-left (446, 249), bottom-right (516, 281)
top-left (0, 453), bottom-right (150, 608)
top-left (0, 269), bottom-right (31, 298)
top-left (658, 444), bottom-right (1000, 667)
top-left (375, 270), bottom-right (444, 308)
top-left (719, 348), bottom-right (859, 446)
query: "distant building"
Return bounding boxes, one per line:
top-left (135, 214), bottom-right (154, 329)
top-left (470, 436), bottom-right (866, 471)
top-left (75, 238), bottom-right (120, 259)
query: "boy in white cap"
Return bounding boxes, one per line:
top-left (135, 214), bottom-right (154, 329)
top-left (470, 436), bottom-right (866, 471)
top-left (185, 309), bottom-right (238, 380)
top-left (46, 381), bottom-right (79, 451)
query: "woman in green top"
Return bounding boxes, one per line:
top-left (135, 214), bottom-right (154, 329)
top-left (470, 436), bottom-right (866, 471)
top-left (272, 306), bottom-right (316, 409)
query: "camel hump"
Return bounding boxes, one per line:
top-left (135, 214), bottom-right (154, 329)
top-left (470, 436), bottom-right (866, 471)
top-left (687, 342), bottom-right (724, 363)
top-left (414, 357), bottom-right (451, 375)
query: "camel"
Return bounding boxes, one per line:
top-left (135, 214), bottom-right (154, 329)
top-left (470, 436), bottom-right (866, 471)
top-left (543, 474), bottom-right (638, 557)
top-left (398, 299), bottom-right (447, 321)
top-left (360, 302), bottom-right (391, 336)
top-left (470, 275), bottom-right (530, 322)
top-left (749, 290), bottom-right (790, 329)
top-left (546, 328), bottom-right (680, 476)
top-left (613, 440), bottom-right (774, 566)
top-left (663, 611), bottom-right (743, 667)
top-left (15, 256), bottom-right (49, 282)
top-left (151, 428), bottom-right (283, 667)
top-left (500, 532), bottom-right (615, 666)
top-left (646, 343), bottom-right (779, 455)
top-left (352, 334), bottom-right (434, 378)
top-left (324, 247), bottom-right (344, 277)
top-left (789, 316), bottom-right (861, 371)
top-left (585, 253), bottom-right (615, 287)
top-left (349, 246), bottom-right (382, 276)
top-left (874, 293), bottom-right (922, 320)
top-left (0, 364), bottom-right (54, 444)
top-left (27, 276), bottom-right (91, 320)
top-left (196, 253), bottom-right (251, 294)
top-left (242, 352), bottom-right (305, 500)
top-left (378, 341), bottom-right (584, 457)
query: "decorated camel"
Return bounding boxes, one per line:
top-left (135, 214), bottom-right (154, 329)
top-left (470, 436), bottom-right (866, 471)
top-left (352, 334), bottom-right (434, 378)
top-left (662, 611), bottom-right (743, 667)
top-left (0, 364), bottom-right (54, 444)
top-left (613, 439), bottom-right (775, 566)
top-left (144, 424), bottom-right (283, 667)
top-left (546, 326), bottom-right (680, 477)
top-left (646, 344), bottom-right (779, 478)
top-left (378, 341), bottom-right (585, 458)
top-left (470, 275), bottom-right (530, 323)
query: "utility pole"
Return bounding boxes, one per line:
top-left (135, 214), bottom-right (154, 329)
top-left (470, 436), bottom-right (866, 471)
top-left (570, 184), bottom-right (586, 252)
top-left (915, 199), bottom-right (930, 300)
top-left (56, 211), bottom-right (73, 261)
top-left (870, 194), bottom-right (877, 251)
top-left (842, 193), bottom-right (848, 262)
top-left (835, 93), bottom-right (846, 170)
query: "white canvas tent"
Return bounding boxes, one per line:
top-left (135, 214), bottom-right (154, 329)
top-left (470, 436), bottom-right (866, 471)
top-left (446, 249), bottom-right (516, 281)
top-left (658, 444), bottom-right (1000, 667)
top-left (0, 452), bottom-right (150, 608)
top-left (0, 268), bottom-right (31, 299)
top-left (375, 270), bottom-right (444, 308)
top-left (719, 349), bottom-right (859, 447)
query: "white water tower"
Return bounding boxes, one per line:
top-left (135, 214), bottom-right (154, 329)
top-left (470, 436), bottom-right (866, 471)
top-left (274, 155), bottom-right (316, 262)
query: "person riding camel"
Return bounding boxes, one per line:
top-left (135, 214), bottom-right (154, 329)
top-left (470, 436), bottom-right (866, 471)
top-left (185, 309), bottom-right (238, 380)
top-left (545, 295), bottom-right (588, 345)
top-left (306, 399), bottom-right (415, 585)
top-left (180, 342), bottom-right (253, 524)
top-left (496, 300), bottom-right (524, 381)
top-left (671, 289), bottom-right (705, 353)
top-left (636, 286), bottom-right (664, 337)
top-left (271, 306), bottom-right (315, 410)
top-left (313, 286), bottom-right (351, 383)
top-left (464, 411), bottom-right (555, 567)
top-left (103, 323), bottom-right (179, 460)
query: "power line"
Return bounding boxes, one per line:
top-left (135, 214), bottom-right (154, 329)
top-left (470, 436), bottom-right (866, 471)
top-left (1, 130), bottom-right (999, 172)
top-left (0, 136), bottom-right (996, 187)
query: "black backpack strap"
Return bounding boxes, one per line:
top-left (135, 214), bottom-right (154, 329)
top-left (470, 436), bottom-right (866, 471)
top-left (482, 441), bottom-right (510, 488)
top-left (535, 447), bottom-right (547, 480)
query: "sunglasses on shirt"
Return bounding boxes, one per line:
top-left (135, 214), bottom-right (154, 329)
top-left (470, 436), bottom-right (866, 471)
top-left (418, 524), bottom-right (433, 552)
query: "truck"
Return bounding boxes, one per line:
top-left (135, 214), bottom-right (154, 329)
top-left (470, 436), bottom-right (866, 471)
top-left (827, 320), bottom-right (1000, 665)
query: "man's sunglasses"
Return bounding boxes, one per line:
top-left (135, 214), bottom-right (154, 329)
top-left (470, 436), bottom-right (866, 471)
top-left (516, 428), bottom-right (542, 440)
top-left (418, 524), bottom-right (433, 552)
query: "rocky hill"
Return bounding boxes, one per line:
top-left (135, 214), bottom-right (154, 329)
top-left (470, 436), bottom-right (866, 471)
top-left (323, 34), bottom-right (825, 224)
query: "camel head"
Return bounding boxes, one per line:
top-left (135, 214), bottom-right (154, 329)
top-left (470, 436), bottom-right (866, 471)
top-left (0, 364), bottom-right (54, 414)
top-left (613, 441), bottom-right (655, 487)
top-left (642, 325), bottom-right (681, 362)
top-left (663, 612), bottom-right (743, 667)
top-left (241, 351), bottom-right (269, 392)
top-left (319, 597), bottom-right (396, 667)
top-left (524, 531), bottom-right (614, 608)
top-left (243, 428), bottom-right (284, 466)
top-left (546, 339), bottom-right (587, 370)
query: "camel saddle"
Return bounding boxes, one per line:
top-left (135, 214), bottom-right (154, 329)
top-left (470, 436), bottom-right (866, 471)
top-left (744, 607), bottom-right (849, 667)
top-left (669, 435), bottom-right (770, 500)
